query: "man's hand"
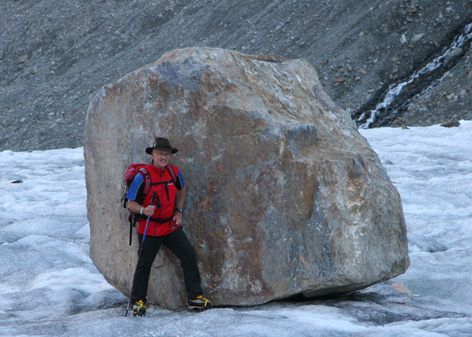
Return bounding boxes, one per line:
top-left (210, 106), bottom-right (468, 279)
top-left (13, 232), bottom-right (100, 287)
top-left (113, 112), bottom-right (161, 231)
top-left (143, 205), bottom-right (156, 217)
top-left (173, 211), bottom-right (183, 225)
top-left (128, 200), bottom-right (156, 217)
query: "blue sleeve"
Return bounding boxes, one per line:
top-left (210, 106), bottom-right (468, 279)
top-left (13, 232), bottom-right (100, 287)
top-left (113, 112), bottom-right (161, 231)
top-left (126, 173), bottom-right (144, 201)
top-left (178, 171), bottom-right (185, 189)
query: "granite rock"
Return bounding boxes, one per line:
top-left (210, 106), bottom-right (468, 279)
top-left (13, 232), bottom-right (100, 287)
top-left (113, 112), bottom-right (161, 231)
top-left (85, 47), bottom-right (409, 310)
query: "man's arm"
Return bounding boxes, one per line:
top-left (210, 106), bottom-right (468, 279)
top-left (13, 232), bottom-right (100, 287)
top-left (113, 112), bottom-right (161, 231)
top-left (127, 200), bottom-right (155, 217)
top-left (175, 185), bottom-right (186, 209)
top-left (173, 185), bottom-right (186, 225)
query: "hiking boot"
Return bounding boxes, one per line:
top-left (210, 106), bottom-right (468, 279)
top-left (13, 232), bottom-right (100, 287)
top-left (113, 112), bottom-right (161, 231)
top-left (188, 295), bottom-right (212, 312)
top-left (132, 299), bottom-right (147, 316)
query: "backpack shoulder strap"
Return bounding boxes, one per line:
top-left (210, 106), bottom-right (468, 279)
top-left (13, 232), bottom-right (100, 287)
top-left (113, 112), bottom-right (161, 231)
top-left (137, 167), bottom-right (152, 197)
top-left (167, 165), bottom-right (183, 190)
top-left (166, 165), bottom-right (177, 183)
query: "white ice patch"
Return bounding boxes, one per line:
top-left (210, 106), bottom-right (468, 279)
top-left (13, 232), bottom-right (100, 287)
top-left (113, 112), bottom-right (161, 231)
top-left (0, 123), bottom-right (471, 336)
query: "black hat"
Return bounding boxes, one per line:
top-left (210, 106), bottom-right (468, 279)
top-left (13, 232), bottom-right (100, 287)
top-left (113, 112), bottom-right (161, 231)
top-left (145, 137), bottom-right (179, 155)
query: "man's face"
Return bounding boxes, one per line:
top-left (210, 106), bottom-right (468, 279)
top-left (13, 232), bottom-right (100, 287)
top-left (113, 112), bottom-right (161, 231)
top-left (152, 149), bottom-right (172, 169)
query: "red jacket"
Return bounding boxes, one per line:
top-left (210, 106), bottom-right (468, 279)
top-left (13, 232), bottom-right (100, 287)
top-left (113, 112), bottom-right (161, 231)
top-left (137, 164), bottom-right (181, 236)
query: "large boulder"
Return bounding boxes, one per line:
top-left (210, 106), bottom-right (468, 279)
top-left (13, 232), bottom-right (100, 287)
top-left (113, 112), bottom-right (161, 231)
top-left (85, 47), bottom-right (409, 310)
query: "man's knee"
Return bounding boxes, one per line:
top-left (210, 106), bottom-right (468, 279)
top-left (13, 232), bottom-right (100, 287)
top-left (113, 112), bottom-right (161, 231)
top-left (179, 245), bottom-right (197, 267)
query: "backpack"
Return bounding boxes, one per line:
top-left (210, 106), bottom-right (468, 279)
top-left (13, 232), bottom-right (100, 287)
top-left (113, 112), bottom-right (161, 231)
top-left (121, 163), bottom-right (177, 245)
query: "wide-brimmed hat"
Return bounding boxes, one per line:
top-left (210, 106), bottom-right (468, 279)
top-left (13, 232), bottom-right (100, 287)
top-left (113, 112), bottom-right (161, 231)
top-left (145, 137), bottom-right (179, 155)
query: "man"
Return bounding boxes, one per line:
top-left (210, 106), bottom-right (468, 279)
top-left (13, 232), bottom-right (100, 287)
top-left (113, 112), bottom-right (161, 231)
top-left (126, 137), bottom-right (212, 316)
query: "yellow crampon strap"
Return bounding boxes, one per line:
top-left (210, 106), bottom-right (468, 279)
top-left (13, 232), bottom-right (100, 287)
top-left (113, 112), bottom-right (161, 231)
top-left (196, 295), bottom-right (211, 306)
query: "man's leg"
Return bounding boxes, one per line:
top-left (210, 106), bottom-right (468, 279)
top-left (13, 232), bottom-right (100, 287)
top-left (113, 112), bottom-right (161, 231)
top-left (130, 234), bottom-right (163, 303)
top-left (163, 227), bottom-right (203, 299)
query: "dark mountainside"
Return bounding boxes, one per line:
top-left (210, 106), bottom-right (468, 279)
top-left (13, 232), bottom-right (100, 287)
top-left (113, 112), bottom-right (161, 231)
top-left (1, 0), bottom-right (472, 152)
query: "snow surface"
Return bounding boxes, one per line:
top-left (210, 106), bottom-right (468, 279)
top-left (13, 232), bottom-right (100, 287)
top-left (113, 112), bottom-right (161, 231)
top-left (1, 122), bottom-right (471, 337)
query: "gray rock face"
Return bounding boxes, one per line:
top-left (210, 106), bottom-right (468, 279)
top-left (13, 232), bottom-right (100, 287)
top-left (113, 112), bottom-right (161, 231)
top-left (85, 48), bottom-right (409, 310)
top-left (2, 0), bottom-right (472, 152)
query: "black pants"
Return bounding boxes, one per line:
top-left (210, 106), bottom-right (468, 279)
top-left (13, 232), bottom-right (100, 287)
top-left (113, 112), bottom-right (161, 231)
top-left (130, 227), bottom-right (203, 303)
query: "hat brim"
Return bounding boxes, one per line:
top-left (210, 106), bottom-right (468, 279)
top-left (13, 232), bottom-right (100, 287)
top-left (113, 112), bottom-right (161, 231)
top-left (146, 147), bottom-right (179, 155)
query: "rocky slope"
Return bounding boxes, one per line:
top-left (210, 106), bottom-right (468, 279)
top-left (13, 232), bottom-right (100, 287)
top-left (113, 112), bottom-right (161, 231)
top-left (1, 0), bottom-right (471, 151)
